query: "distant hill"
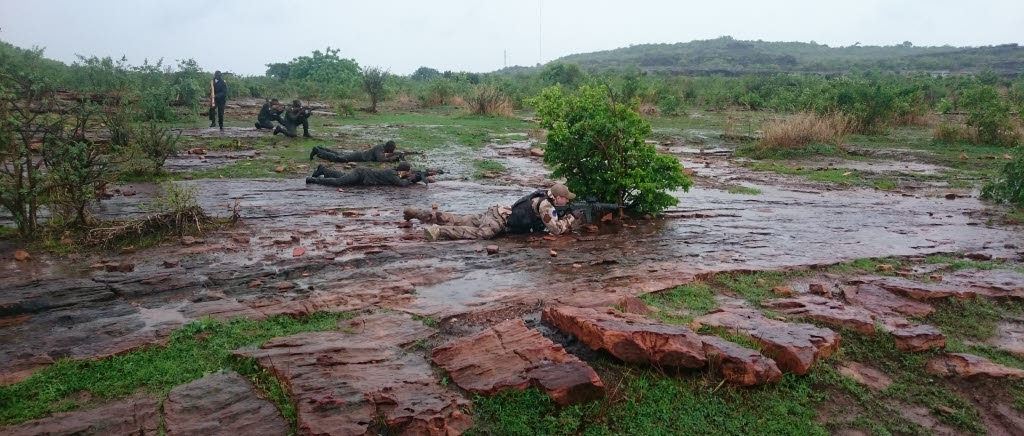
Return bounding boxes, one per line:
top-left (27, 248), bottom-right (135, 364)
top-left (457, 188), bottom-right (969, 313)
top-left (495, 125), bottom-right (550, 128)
top-left (518, 36), bottom-right (1024, 76)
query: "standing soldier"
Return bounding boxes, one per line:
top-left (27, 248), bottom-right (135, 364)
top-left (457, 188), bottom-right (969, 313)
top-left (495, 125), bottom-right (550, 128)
top-left (255, 98), bottom-right (284, 130)
top-left (209, 71), bottom-right (227, 130)
top-left (408, 184), bottom-right (582, 240)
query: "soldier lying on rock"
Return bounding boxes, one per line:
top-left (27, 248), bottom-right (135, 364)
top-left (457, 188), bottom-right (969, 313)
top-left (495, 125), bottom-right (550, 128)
top-left (309, 140), bottom-right (417, 163)
top-left (305, 162), bottom-right (437, 187)
top-left (408, 183), bottom-right (583, 240)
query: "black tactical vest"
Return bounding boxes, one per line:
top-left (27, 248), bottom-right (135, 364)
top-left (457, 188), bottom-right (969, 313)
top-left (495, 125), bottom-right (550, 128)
top-left (506, 190), bottom-right (549, 234)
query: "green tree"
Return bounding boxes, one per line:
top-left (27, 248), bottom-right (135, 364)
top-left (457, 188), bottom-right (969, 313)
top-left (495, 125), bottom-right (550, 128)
top-left (530, 85), bottom-right (692, 215)
top-left (361, 66), bottom-right (388, 113)
top-left (539, 63), bottom-right (586, 89)
top-left (411, 66), bottom-right (440, 81)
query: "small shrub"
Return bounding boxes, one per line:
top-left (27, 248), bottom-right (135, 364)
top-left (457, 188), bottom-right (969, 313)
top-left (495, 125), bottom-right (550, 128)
top-left (758, 112), bottom-right (853, 151)
top-left (136, 123), bottom-right (181, 172)
top-left (961, 85), bottom-right (1019, 146)
top-left (933, 123), bottom-right (974, 144)
top-left (981, 148), bottom-right (1024, 205)
top-left (466, 85), bottom-right (513, 117)
top-left (87, 182), bottom-right (208, 247)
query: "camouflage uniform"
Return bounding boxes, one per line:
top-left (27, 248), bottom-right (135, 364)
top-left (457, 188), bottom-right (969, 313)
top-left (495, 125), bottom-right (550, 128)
top-left (306, 166), bottom-right (420, 187)
top-left (311, 143), bottom-right (399, 163)
top-left (412, 189), bottom-right (575, 240)
top-left (255, 102), bottom-right (283, 129)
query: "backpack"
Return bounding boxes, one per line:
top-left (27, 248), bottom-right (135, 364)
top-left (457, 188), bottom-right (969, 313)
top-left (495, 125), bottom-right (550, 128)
top-left (506, 190), bottom-right (550, 234)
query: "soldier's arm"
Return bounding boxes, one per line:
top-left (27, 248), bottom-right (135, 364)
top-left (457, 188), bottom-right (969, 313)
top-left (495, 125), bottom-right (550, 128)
top-left (537, 199), bottom-right (574, 235)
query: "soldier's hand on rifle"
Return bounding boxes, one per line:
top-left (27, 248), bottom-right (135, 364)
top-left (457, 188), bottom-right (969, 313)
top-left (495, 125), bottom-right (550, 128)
top-left (571, 209), bottom-right (585, 220)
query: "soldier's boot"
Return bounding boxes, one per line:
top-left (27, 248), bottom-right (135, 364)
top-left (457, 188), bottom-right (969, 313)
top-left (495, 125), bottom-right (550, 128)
top-left (255, 122), bottom-right (262, 129)
top-left (305, 177), bottom-right (316, 184)
top-left (312, 164), bottom-right (326, 178)
top-left (303, 125), bottom-right (313, 138)
top-left (423, 225), bottom-right (440, 242)
top-left (309, 146), bottom-right (320, 161)
top-left (273, 126), bottom-right (284, 136)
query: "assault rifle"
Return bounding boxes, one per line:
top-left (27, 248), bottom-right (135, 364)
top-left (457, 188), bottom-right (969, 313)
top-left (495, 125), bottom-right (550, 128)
top-left (400, 168), bottom-right (445, 187)
top-left (392, 151), bottom-right (423, 161)
top-left (554, 197), bottom-right (621, 223)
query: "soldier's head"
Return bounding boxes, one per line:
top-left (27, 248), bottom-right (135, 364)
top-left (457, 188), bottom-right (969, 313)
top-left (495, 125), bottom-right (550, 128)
top-left (292, 99), bottom-right (302, 108)
top-left (269, 98), bottom-right (280, 108)
top-left (396, 162), bottom-right (412, 172)
top-left (214, 70), bottom-right (222, 79)
top-left (384, 140), bottom-right (397, 153)
top-left (549, 183), bottom-right (576, 206)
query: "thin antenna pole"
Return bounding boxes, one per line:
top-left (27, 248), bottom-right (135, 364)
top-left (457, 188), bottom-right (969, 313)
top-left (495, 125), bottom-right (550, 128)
top-left (538, 0), bottom-right (543, 65)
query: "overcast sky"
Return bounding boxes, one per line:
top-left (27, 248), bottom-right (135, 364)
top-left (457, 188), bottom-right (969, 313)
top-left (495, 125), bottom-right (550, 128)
top-left (1, 0), bottom-right (1022, 76)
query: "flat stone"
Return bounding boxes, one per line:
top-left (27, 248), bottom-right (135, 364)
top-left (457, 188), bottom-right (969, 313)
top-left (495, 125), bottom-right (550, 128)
top-left (236, 331), bottom-right (471, 435)
top-left (889, 324), bottom-right (946, 352)
top-left (696, 307), bottom-right (840, 375)
top-left (163, 371), bottom-right (288, 436)
top-left (838, 362), bottom-right (893, 390)
top-left (771, 285), bottom-right (794, 297)
top-left (431, 319), bottom-right (604, 406)
top-left (860, 269), bottom-right (1024, 300)
top-left (761, 296), bottom-right (877, 335)
top-left (0, 396), bottom-right (159, 435)
top-left (988, 322), bottom-right (1024, 358)
top-left (926, 353), bottom-right (1024, 379)
top-left (292, 247), bottom-right (306, 257)
top-left (486, 245), bottom-right (499, 255)
top-left (840, 284), bottom-right (935, 318)
top-left (13, 250), bottom-right (30, 262)
top-left (543, 306), bottom-right (706, 368)
top-left (699, 335), bottom-right (782, 386)
top-left (340, 312), bottom-right (436, 347)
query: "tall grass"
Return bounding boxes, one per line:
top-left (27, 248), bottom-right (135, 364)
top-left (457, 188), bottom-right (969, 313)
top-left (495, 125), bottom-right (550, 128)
top-left (757, 112), bottom-right (853, 151)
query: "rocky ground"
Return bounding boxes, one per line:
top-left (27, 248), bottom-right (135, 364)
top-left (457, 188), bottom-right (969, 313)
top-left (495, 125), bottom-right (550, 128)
top-left (1, 104), bottom-right (1023, 435)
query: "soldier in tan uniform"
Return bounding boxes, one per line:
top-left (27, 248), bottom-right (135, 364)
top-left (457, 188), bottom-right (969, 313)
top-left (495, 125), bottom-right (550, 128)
top-left (407, 184), bottom-right (581, 240)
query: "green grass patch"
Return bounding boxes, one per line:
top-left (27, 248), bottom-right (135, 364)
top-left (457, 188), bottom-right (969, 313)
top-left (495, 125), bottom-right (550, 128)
top-left (713, 271), bottom-right (791, 305)
top-left (468, 368), bottom-right (831, 436)
top-left (926, 297), bottom-right (1022, 341)
top-left (411, 314), bottom-right (439, 328)
top-left (725, 185), bottom-right (762, 195)
top-left (736, 142), bottom-right (847, 160)
top-left (0, 312), bottom-right (353, 428)
top-left (640, 283), bottom-right (718, 317)
top-left (472, 159), bottom-right (507, 178)
top-left (923, 254), bottom-right (1004, 271)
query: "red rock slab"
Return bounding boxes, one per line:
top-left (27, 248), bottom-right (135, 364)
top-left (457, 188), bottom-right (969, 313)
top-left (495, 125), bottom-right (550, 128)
top-left (988, 322), bottom-right (1024, 358)
top-left (0, 396), bottom-right (159, 435)
top-left (163, 371), bottom-right (288, 436)
top-left (542, 306), bottom-right (706, 368)
top-left (699, 335), bottom-right (781, 386)
top-left (886, 324), bottom-right (946, 352)
top-left (860, 269), bottom-right (1024, 301)
top-left (431, 319), bottom-right (604, 406)
top-left (340, 312), bottom-right (436, 347)
top-left (236, 333), bottom-right (471, 436)
top-left (840, 283), bottom-right (935, 318)
top-left (760, 296), bottom-right (877, 335)
top-left (837, 362), bottom-right (893, 391)
top-left (695, 307), bottom-right (840, 375)
top-left (926, 353), bottom-right (1024, 379)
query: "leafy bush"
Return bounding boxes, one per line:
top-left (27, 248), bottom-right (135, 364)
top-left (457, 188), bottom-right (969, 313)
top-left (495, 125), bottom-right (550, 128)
top-left (933, 123), bottom-right (973, 144)
top-left (530, 85), bottom-right (692, 215)
top-left (960, 85), bottom-right (1019, 146)
top-left (361, 66), bottom-right (388, 112)
top-left (981, 148), bottom-right (1024, 205)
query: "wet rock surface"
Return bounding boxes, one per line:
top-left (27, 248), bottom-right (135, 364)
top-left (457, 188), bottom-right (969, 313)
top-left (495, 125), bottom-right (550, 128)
top-left (699, 335), bottom-right (782, 386)
top-left (926, 353), bottom-right (1024, 379)
top-left (431, 319), bottom-right (604, 406)
top-left (542, 306), bottom-right (707, 368)
top-left (0, 396), bottom-right (159, 436)
top-left (837, 362), bottom-right (893, 391)
top-left (235, 324), bottom-right (471, 435)
top-left (163, 371), bottom-right (288, 436)
top-left (696, 307), bottom-right (840, 375)
top-left (860, 269), bottom-right (1024, 301)
top-left (760, 296), bottom-right (877, 335)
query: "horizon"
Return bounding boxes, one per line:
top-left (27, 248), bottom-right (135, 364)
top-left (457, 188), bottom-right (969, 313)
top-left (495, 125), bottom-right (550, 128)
top-left (1, 0), bottom-right (1022, 76)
